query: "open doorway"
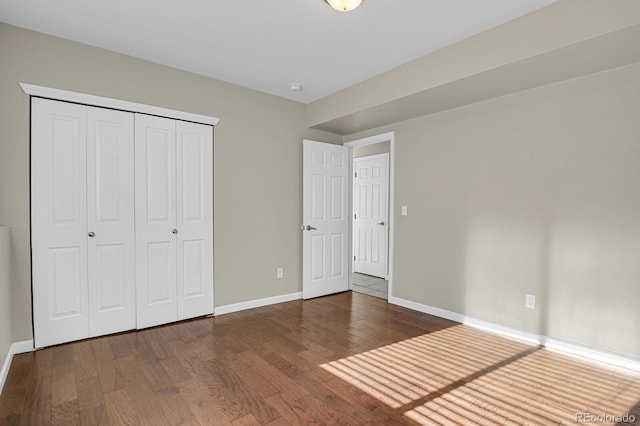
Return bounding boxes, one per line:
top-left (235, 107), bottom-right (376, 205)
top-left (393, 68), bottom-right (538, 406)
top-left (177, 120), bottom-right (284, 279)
top-left (345, 133), bottom-right (395, 300)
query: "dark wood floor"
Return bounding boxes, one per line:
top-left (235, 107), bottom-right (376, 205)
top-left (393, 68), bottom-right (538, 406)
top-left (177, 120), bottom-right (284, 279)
top-left (1, 292), bottom-right (639, 425)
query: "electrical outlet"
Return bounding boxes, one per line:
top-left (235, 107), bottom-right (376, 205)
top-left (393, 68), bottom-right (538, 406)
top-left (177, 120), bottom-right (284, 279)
top-left (276, 267), bottom-right (284, 279)
top-left (401, 205), bottom-right (408, 216)
top-left (525, 294), bottom-right (536, 309)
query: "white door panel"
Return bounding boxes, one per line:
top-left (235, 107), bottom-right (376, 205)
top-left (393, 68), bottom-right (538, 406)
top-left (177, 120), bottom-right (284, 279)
top-left (93, 244), bottom-right (125, 303)
top-left (32, 98), bottom-right (89, 348)
top-left (311, 234), bottom-right (325, 281)
top-left (87, 107), bottom-right (135, 336)
top-left (135, 114), bottom-right (178, 328)
top-left (303, 140), bottom-right (350, 299)
top-left (354, 154), bottom-right (388, 278)
top-left (176, 121), bottom-right (213, 319)
top-left (147, 241), bottom-right (174, 302)
top-left (47, 247), bottom-right (83, 317)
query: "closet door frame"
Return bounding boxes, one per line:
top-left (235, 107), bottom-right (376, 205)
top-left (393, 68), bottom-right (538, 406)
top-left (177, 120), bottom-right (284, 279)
top-left (24, 83), bottom-right (219, 347)
top-left (21, 83), bottom-right (219, 126)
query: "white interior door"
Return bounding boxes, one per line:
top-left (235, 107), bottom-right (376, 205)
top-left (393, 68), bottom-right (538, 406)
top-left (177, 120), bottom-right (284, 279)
top-left (353, 154), bottom-right (388, 278)
top-left (302, 140), bottom-right (350, 299)
top-left (135, 114), bottom-right (178, 328)
top-left (176, 121), bottom-right (214, 319)
top-left (87, 106), bottom-right (136, 336)
top-left (32, 98), bottom-right (89, 348)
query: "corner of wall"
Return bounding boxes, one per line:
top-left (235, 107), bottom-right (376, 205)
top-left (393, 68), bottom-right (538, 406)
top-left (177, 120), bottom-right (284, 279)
top-left (0, 226), bottom-right (13, 374)
top-left (0, 340), bottom-right (34, 396)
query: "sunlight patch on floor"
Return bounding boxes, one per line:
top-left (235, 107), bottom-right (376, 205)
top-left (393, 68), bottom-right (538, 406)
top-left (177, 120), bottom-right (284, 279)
top-left (320, 325), bottom-right (640, 425)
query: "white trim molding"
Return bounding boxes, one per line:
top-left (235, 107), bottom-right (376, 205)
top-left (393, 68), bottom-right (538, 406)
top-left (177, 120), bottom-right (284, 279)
top-left (20, 83), bottom-right (220, 126)
top-left (389, 296), bottom-right (640, 373)
top-left (542, 338), bottom-right (640, 373)
top-left (345, 131), bottom-right (395, 148)
top-left (215, 292), bottom-right (302, 316)
top-left (345, 132), bottom-right (395, 300)
top-left (0, 340), bottom-right (34, 395)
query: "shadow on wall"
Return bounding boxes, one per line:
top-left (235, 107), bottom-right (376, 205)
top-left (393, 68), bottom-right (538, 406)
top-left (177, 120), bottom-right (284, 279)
top-left (463, 214), bottom-right (551, 338)
top-left (463, 205), bottom-right (640, 360)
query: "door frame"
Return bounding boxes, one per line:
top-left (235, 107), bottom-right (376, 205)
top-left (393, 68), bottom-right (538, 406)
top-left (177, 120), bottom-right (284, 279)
top-left (344, 132), bottom-right (395, 299)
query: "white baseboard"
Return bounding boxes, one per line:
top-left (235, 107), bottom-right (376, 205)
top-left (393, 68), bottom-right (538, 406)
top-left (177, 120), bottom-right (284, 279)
top-left (389, 296), bottom-right (640, 372)
top-left (464, 316), bottom-right (542, 346)
top-left (542, 337), bottom-right (640, 373)
top-left (215, 292), bottom-right (302, 316)
top-left (0, 340), bottom-right (34, 395)
top-left (389, 296), bottom-right (466, 324)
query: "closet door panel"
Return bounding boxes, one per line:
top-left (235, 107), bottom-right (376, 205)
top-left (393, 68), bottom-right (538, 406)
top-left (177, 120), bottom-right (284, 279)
top-left (135, 114), bottom-right (178, 328)
top-left (32, 98), bottom-right (89, 348)
top-left (87, 107), bottom-right (135, 336)
top-left (176, 121), bottom-right (214, 319)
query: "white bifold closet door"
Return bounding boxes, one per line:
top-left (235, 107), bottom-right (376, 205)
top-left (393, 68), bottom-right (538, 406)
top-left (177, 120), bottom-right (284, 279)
top-left (86, 107), bottom-right (136, 337)
top-left (135, 114), bottom-right (213, 329)
top-left (32, 98), bottom-right (135, 348)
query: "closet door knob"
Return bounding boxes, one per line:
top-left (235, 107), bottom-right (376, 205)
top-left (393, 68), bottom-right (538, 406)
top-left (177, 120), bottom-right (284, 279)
top-left (172, 229), bottom-right (178, 235)
top-left (88, 232), bottom-right (95, 238)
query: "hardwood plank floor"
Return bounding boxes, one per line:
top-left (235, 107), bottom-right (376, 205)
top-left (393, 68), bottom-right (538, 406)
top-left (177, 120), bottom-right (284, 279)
top-left (1, 292), bottom-right (639, 425)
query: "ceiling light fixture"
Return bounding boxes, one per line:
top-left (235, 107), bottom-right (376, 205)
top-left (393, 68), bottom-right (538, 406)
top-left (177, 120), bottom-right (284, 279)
top-left (289, 83), bottom-right (303, 92)
top-left (324, 0), bottom-right (363, 12)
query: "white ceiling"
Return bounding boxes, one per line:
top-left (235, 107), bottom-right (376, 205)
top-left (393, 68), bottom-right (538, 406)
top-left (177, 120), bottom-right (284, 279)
top-left (0, 0), bottom-right (556, 103)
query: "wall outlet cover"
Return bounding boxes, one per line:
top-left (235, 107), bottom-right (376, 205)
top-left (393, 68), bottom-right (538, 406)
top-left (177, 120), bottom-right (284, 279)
top-left (525, 294), bottom-right (536, 309)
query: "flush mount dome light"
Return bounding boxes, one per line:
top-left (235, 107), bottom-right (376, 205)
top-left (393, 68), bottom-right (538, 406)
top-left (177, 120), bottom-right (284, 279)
top-left (324, 0), bottom-right (363, 12)
top-left (289, 83), bottom-right (303, 92)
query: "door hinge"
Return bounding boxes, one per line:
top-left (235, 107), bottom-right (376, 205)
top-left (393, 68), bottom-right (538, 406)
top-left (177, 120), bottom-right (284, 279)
top-left (355, 172), bottom-right (357, 178)
top-left (354, 214), bottom-right (356, 219)
top-left (354, 256), bottom-right (356, 261)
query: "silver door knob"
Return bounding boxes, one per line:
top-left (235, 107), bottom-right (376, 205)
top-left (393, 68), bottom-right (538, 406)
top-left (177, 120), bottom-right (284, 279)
top-left (377, 222), bottom-right (385, 226)
top-left (306, 225), bottom-right (317, 231)
top-left (88, 232), bottom-right (95, 238)
top-left (172, 229), bottom-right (178, 235)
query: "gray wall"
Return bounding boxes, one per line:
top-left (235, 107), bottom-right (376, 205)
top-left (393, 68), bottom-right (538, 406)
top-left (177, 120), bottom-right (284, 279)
top-left (353, 141), bottom-right (389, 158)
top-left (346, 62), bottom-right (640, 359)
top-left (0, 23), bottom-right (340, 345)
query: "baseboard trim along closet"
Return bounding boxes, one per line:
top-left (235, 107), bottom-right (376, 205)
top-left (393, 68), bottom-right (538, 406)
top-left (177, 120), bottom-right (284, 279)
top-left (215, 292), bottom-right (303, 316)
top-left (389, 296), bottom-right (640, 373)
top-left (0, 340), bottom-right (34, 395)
